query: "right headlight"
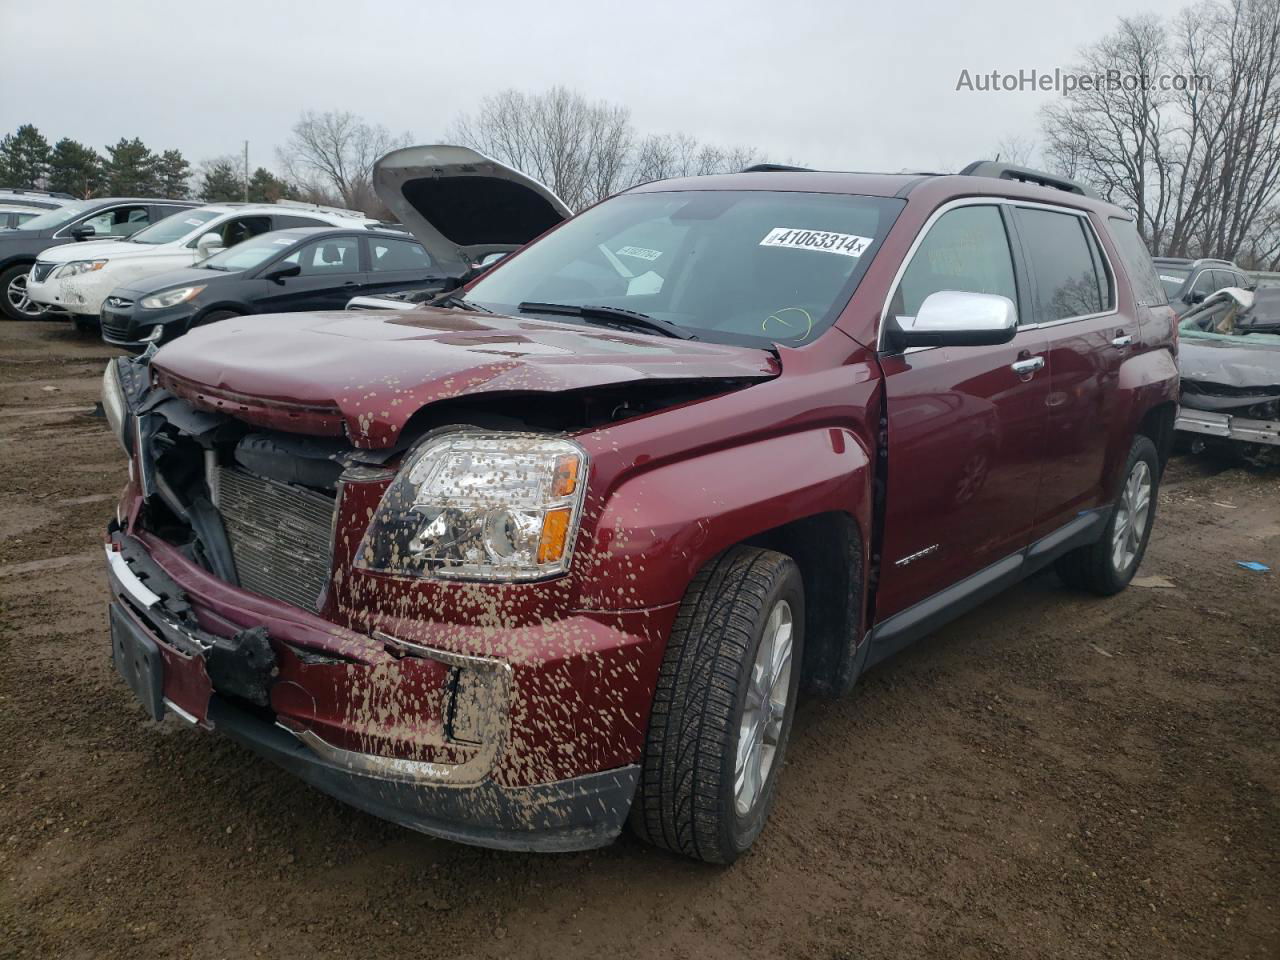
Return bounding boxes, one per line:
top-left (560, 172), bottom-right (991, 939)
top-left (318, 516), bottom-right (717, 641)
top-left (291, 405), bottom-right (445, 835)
top-left (100, 359), bottom-right (130, 454)
top-left (354, 432), bottom-right (588, 581)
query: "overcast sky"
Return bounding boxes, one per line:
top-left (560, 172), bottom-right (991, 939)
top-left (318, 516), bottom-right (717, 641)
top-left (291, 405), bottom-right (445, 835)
top-left (2, 0), bottom-right (1190, 176)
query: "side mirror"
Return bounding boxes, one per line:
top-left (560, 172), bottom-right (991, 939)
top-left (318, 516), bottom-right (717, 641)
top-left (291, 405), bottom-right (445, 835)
top-left (70, 224), bottom-right (96, 241)
top-left (1188, 290), bottom-right (1207, 305)
top-left (887, 291), bottom-right (1018, 350)
top-left (263, 262), bottom-right (301, 283)
top-left (195, 232), bottom-right (225, 258)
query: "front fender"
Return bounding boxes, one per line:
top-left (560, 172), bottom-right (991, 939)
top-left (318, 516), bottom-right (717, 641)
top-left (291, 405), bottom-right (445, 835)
top-left (574, 426), bottom-right (873, 610)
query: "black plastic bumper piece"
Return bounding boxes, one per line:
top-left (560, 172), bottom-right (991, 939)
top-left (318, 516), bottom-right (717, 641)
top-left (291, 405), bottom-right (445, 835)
top-left (209, 697), bottom-right (639, 853)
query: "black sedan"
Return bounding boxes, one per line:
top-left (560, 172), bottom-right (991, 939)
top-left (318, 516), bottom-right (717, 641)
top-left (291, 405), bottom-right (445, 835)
top-left (99, 226), bottom-right (458, 348)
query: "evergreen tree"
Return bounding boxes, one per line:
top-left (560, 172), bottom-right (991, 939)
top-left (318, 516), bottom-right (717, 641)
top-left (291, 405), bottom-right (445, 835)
top-left (0, 124), bottom-right (52, 189)
top-left (246, 167), bottom-right (293, 203)
top-left (104, 138), bottom-right (158, 195)
top-left (47, 139), bottom-right (105, 198)
top-left (199, 161), bottom-right (244, 202)
top-left (155, 149), bottom-right (192, 199)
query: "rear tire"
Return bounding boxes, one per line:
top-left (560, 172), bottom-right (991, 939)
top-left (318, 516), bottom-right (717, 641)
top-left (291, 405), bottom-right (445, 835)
top-left (630, 545), bottom-right (804, 864)
top-left (1056, 435), bottom-right (1160, 595)
top-left (1, 264), bottom-right (45, 321)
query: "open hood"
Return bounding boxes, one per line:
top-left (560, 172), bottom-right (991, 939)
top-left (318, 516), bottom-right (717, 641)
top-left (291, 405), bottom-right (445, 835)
top-left (149, 308), bottom-right (778, 449)
top-left (373, 145), bottom-right (572, 268)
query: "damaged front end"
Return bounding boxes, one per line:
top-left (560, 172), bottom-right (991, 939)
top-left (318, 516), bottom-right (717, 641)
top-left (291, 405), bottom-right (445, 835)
top-left (1175, 287), bottom-right (1280, 458)
top-left (99, 348), bottom-right (730, 851)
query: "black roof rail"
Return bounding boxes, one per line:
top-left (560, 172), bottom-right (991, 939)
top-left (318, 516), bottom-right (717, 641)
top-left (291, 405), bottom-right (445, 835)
top-left (960, 160), bottom-right (1099, 199)
top-left (740, 163), bottom-right (816, 173)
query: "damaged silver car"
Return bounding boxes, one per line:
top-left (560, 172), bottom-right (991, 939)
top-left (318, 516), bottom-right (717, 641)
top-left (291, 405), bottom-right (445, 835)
top-left (1176, 285), bottom-right (1280, 458)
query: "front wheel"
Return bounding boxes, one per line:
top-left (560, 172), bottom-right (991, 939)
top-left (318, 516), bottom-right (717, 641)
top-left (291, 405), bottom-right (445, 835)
top-left (630, 546), bottom-right (804, 863)
top-left (1, 265), bottom-right (47, 321)
top-left (1056, 435), bottom-right (1160, 595)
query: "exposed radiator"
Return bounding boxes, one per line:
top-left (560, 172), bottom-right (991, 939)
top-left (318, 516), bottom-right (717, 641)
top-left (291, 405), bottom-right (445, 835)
top-left (215, 467), bottom-right (336, 613)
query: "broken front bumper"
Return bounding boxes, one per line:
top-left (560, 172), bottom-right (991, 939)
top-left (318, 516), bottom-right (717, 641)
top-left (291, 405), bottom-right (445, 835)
top-left (104, 531), bottom-right (642, 853)
top-left (1175, 407), bottom-right (1280, 446)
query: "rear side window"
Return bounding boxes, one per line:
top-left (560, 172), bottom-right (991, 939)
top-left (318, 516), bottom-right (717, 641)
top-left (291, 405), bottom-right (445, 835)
top-left (273, 215), bottom-right (329, 230)
top-left (369, 237), bottom-right (431, 271)
top-left (1014, 208), bottom-right (1109, 322)
top-left (891, 205), bottom-right (1017, 320)
top-left (1111, 218), bottom-right (1172, 305)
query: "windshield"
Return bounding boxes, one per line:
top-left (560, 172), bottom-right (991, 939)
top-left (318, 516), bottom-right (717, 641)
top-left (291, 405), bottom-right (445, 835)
top-left (129, 208), bottom-right (220, 245)
top-left (12, 202), bottom-right (95, 232)
top-left (200, 233), bottom-right (300, 272)
top-left (466, 190), bottom-right (905, 346)
top-left (1157, 267), bottom-right (1191, 298)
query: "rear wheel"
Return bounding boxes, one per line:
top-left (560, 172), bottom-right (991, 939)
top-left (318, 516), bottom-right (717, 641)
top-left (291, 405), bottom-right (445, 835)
top-left (630, 545), bottom-right (804, 863)
top-left (1056, 435), bottom-right (1160, 595)
top-left (1, 265), bottom-right (46, 321)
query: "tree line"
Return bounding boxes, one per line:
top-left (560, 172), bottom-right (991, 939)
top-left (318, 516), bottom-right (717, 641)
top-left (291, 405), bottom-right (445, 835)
top-left (1037, 0), bottom-right (1280, 269)
top-left (0, 126), bottom-right (295, 204)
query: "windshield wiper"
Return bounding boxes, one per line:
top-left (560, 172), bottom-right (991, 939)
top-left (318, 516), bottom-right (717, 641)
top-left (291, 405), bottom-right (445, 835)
top-left (431, 292), bottom-right (494, 314)
top-left (517, 301), bottom-right (694, 340)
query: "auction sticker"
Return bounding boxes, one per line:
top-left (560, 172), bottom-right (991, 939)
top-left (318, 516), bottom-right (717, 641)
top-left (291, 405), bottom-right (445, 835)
top-left (616, 245), bottom-right (662, 261)
top-left (1158, 275), bottom-right (1185, 284)
top-left (760, 227), bottom-right (873, 257)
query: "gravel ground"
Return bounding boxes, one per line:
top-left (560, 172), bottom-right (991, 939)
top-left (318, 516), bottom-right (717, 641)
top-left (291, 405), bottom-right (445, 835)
top-left (1, 319), bottom-right (1277, 960)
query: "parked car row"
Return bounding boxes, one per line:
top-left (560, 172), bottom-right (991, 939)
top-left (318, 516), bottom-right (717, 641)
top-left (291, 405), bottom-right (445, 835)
top-left (99, 148), bottom-right (1180, 863)
top-left (1, 195), bottom-right (199, 320)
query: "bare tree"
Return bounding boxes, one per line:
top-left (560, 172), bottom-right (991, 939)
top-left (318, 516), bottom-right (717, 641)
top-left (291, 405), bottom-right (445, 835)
top-left (277, 110), bottom-right (412, 212)
top-left (450, 87), bottom-right (633, 211)
top-left (1042, 0), bottom-right (1280, 262)
top-left (994, 135), bottom-right (1038, 166)
top-left (451, 87), bottom-right (769, 209)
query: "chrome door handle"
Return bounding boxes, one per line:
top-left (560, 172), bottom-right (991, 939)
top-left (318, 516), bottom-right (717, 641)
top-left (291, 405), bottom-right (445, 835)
top-left (1011, 356), bottom-right (1045, 376)
top-left (1111, 334), bottom-right (1133, 348)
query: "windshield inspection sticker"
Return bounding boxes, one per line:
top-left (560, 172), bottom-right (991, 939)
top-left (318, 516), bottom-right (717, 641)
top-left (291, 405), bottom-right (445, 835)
top-left (760, 227), bottom-right (873, 257)
top-left (272, 238), bottom-right (296, 245)
top-left (616, 245), bottom-right (662, 261)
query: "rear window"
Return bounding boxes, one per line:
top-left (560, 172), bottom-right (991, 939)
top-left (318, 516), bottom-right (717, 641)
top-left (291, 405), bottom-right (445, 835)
top-left (1014, 207), bottom-right (1111, 321)
top-left (1109, 219), bottom-right (1173, 306)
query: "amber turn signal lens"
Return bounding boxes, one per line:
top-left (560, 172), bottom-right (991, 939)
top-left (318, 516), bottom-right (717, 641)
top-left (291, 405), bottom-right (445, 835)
top-left (551, 455), bottom-right (579, 498)
top-left (537, 507), bottom-right (572, 564)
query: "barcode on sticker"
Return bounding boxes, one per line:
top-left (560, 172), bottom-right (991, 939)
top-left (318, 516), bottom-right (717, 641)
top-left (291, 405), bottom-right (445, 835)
top-left (1158, 275), bottom-right (1184, 283)
top-left (616, 245), bottom-right (662, 261)
top-left (759, 227), bottom-right (873, 257)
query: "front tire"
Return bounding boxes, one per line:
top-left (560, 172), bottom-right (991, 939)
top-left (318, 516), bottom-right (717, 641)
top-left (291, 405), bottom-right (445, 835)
top-left (631, 546), bottom-right (804, 864)
top-left (1, 265), bottom-right (46, 321)
top-left (1056, 435), bottom-right (1160, 595)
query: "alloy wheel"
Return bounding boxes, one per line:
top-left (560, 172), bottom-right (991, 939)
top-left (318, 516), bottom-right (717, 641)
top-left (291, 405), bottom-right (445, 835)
top-left (734, 599), bottom-right (794, 817)
top-left (6, 272), bottom-right (45, 318)
top-left (1111, 460), bottom-right (1152, 573)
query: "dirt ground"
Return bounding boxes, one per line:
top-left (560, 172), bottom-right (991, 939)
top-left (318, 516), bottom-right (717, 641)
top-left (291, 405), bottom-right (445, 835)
top-left (0, 318), bottom-right (1276, 960)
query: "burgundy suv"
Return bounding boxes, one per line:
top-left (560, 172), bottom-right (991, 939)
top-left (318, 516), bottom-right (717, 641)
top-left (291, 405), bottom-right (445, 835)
top-left (102, 148), bottom-right (1178, 863)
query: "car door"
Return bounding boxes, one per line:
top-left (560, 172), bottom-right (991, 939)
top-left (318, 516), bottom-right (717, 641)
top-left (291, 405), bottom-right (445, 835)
top-left (1010, 204), bottom-right (1131, 533)
top-left (62, 203), bottom-right (152, 240)
top-left (253, 236), bottom-right (364, 313)
top-left (361, 236), bottom-right (445, 300)
top-left (876, 202), bottom-right (1049, 621)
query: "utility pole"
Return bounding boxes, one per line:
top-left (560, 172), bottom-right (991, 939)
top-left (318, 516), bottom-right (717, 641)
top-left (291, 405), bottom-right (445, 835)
top-left (243, 141), bottom-right (249, 202)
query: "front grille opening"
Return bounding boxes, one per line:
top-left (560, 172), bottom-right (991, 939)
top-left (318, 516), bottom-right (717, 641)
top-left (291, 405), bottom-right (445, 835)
top-left (215, 467), bottom-right (336, 613)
